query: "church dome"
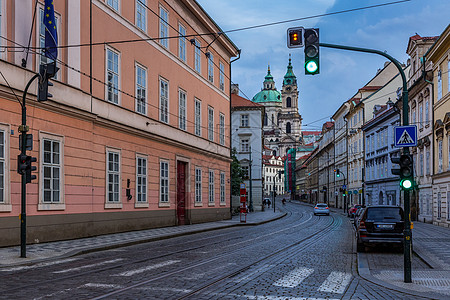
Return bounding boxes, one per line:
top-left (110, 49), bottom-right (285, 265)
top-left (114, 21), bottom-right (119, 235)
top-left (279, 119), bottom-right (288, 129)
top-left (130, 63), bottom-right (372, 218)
top-left (252, 66), bottom-right (282, 103)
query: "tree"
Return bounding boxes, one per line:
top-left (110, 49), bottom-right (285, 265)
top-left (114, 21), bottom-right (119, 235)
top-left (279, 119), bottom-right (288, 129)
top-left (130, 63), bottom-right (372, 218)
top-left (231, 147), bottom-right (245, 195)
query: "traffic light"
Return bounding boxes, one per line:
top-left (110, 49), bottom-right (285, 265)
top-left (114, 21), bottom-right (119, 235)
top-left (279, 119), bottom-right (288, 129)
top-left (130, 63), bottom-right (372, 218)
top-left (17, 154), bottom-right (28, 175)
top-left (38, 62), bottom-right (59, 102)
top-left (25, 156), bottom-right (37, 184)
top-left (335, 168), bottom-right (340, 177)
top-left (287, 27), bottom-right (304, 48)
top-left (304, 28), bottom-right (319, 75)
top-left (399, 154), bottom-right (413, 190)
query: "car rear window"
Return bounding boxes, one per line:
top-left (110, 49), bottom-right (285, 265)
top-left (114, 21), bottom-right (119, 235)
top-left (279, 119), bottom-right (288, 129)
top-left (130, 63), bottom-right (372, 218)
top-left (317, 204), bottom-right (327, 208)
top-left (366, 207), bottom-right (403, 221)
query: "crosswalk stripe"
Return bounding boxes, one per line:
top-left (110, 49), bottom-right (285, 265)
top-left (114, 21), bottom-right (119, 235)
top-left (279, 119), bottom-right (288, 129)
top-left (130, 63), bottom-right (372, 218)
top-left (53, 258), bottom-right (123, 274)
top-left (273, 267), bottom-right (314, 288)
top-left (317, 271), bottom-right (352, 294)
top-left (114, 260), bottom-right (180, 277)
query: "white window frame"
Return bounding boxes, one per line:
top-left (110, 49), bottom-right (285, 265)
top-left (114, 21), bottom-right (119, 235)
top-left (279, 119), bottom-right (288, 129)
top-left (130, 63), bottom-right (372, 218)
top-left (439, 139), bottom-right (443, 173)
top-left (208, 53), bottom-right (214, 83)
top-left (426, 147), bottom-right (430, 175)
top-left (438, 69), bottom-right (442, 100)
top-left (209, 170), bottom-right (214, 205)
top-left (136, 0), bottom-right (146, 32)
top-left (105, 47), bottom-right (120, 104)
top-left (425, 100), bottom-right (429, 125)
top-left (136, 154), bottom-right (148, 207)
top-left (419, 102), bottom-right (423, 129)
top-left (105, 147), bottom-right (121, 209)
top-left (219, 113), bottom-right (225, 146)
top-left (39, 132), bottom-right (65, 211)
top-left (135, 63), bottom-right (147, 115)
top-left (195, 167), bottom-right (202, 205)
top-left (240, 138), bottom-right (249, 152)
top-left (37, 6), bottom-right (60, 79)
top-left (107, 0), bottom-right (119, 11)
top-left (178, 23), bottom-right (186, 62)
top-left (159, 5), bottom-right (169, 49)
top-left (220, 172), bottom-right (225, 205)
top-left (0, 124), bottom-right (11, 211)
top-left (208, 106), bottom-right (214, 141)
top-left (219, 62), bottom-right (225, 91)
top-left (195, 98), bottom-right (201, 136)
top-left (194, 39), bottom-right (201, 73)
top-left (437, 192), bottom-right (442, 219)
top-left (241, 114), bottom-right (249, 127)
top-left (179, 89), bottom-right (186, 131)
top-left (159, 77), bottom-right (169, 123)
top-left (160, 160), bottom-right (169, 204)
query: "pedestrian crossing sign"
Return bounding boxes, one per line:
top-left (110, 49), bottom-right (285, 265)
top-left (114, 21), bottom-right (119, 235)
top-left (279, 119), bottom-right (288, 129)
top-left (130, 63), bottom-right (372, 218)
top-left (394, 125), bottom-right (417, 147)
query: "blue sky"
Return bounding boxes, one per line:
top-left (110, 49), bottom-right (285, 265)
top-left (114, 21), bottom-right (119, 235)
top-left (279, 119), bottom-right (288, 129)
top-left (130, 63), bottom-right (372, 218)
top-left (196, 0), bottom-right (449, 130)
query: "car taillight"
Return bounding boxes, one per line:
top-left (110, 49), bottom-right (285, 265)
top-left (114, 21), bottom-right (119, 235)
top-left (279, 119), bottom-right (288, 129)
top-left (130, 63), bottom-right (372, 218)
top-left (314, 207), bottom-right (318, 209)
top-left (359, 220), bottom-right (366, 229)
top-left (325, 207), bottom-right (329, 209)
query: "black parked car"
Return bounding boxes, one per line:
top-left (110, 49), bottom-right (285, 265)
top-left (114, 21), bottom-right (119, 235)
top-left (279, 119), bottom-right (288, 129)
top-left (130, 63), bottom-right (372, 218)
top-left (355, 205), bottom-right (404, 252)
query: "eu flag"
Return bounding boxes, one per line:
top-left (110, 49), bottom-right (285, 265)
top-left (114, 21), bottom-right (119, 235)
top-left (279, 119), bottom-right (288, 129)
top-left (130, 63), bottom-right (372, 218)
top-left (43, 0), bottom-right (58, 60)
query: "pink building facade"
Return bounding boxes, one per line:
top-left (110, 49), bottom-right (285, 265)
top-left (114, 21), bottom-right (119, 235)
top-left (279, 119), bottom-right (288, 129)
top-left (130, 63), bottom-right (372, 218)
top-left (0, 0), bottom-right (239, 246)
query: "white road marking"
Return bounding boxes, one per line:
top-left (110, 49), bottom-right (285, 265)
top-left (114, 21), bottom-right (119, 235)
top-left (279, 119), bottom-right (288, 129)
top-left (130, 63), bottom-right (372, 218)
top-left (83, 283), bottom-right (124, 289)
top-left (317, 271), bottom-right (352, 294)
top-left (0, 258), bottom-right (78, 272)
top-left (245, 295), bottom-right (339, 300)
top-left (114, 260), bottom-right (180, 277)
top-left (53, 258), bottom-right (123, 274)
top-left (273, 267), bottom-right (314, 288)
top-left (235, 264), bottom-right (274, 282)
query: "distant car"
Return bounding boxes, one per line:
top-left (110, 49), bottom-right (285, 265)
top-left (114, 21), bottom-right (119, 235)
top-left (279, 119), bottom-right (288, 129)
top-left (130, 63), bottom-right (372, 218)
top-left (314, 203), bottom-right (330, 216)
top-left (355, 205), bottom-right (404, 252)
top-left (348, 204), bottom-right (362, 217)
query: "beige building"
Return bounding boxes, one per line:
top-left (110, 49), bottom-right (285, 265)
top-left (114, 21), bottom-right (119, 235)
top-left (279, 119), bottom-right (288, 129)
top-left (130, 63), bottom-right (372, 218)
top-left (427, 24), bottom-right (450, 227)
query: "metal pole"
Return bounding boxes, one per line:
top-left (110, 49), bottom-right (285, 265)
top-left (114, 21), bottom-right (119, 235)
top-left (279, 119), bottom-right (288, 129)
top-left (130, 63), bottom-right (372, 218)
top-left (20, 73), bottom-right (40, 258)
top-left (249, 146), bottom-right (253, 212)
top-left (319, 42), bottom-right (411, 283)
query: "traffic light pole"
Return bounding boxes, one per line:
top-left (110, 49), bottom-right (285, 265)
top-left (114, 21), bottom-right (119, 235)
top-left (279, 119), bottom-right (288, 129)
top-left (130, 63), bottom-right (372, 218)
top-left (319, 43), bottom-right (412, 283)
top-left (19, 73), bottom-right (40, 258)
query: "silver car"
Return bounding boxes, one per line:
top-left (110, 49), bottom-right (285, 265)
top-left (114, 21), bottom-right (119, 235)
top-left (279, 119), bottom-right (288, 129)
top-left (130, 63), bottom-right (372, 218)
top-left (314, 203), bottom-right (330, 216)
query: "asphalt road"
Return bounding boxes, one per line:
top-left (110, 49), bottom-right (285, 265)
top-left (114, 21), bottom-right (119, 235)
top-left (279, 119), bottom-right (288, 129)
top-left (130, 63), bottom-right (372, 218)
top-left (0, 202), bottom-right (434, 299)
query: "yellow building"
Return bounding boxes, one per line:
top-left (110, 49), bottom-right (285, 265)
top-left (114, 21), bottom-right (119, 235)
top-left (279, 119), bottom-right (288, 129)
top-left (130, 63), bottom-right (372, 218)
top-left (427, 24), bottom-right (450, 227)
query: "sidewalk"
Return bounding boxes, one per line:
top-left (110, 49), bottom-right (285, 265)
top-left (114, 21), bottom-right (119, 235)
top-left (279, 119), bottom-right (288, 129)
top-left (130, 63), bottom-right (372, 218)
top-left (0, 209), bottom-right (285, 268)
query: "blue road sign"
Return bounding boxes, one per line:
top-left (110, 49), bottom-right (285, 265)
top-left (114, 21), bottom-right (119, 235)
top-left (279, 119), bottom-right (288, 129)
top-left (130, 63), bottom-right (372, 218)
top-left (342, 184), bottom-right (346, 190)
top-left (394, 125), bottom-right (417, 147)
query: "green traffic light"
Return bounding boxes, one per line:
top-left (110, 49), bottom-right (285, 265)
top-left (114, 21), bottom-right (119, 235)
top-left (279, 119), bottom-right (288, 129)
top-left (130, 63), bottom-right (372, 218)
top-left (336, 173), bottom-right (340, 177)
top-left (305, 61), bottom-right (318, 73)
top-left (400, 179), bottom-right (413, 189)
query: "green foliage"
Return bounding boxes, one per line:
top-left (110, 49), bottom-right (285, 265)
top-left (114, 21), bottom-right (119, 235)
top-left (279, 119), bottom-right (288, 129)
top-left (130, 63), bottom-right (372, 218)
top-left (231, 148), bottom-right (245, 195)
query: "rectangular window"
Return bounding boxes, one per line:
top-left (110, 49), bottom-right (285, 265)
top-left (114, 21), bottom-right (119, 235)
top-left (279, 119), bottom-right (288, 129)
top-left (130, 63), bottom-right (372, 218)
top-left (39, 8), bottom-right (59, 77)
top-left (219, 62), bottom-right (225, 91)
top-left (438, 70), bottom-right (442, 100)
top-left (241, 138), bottom-right (249, 152)
top-left (194, 40), bottom-right (201, 73)
top-left (425, 100), bottom-right (429, 125)
top-left (195, 99), bottom-right (201, 136)
top-left (209, 170), bottom-right (214, 203)
top-left (195, 168), bottom-right (202, 203)
top-left (107, 150), bottom-right (120, 202)
top-left (219, 113), bottom-right (225, 145)
top-left (437, 192), bottom-right (442, 219)
top-left (43, 139), bottom-right (61, 203)
top-left (420, 152), bottom-right (424, 176)
top-left (242, 166), bottom-right (249, 179)
top-left (107, 0), bottom-right (119, 11)
top-left (419, 103), bottom-right (423, 129)
top-left (439, 140), bottom-right (443, 173)
top-left (178, 23), bottom-right (186, 62)
top-left (106, 48), bottom-right (119, 104)
top-left (159, 78), bottom-right (169, 123)
top-left (426, 148), bottom-right (430, 175)
top-left (179, 89), bottom-right (186, 130)
top-left (159, 6), bottom-right (168, 48)
top-left (136, 64), bottom-right (147, 114)
top-left (136, 0), bottom-right (146, 31)
top-left (0, 0), bottom-right (3, 58)
top-left (160, 161), bottom-right (169, 203)
top-left (0, 129), bottom-right (4, 203)
top-left (220, 172), bottom-right (225, 203)
top-left (241, 114), bottom-right (249, 127)
top-left (137, 157), bottom-right (147, 202)
top-left (208, 53), bottom-right (214, 83)
top-left (412, 109), bottom-right (416, 127)
top-left (208, 106), bottom-right (214, 141)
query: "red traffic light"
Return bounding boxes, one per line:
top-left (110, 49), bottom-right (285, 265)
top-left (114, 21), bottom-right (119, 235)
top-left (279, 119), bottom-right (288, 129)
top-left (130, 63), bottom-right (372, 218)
top-left (287, 27), bottom-right (304, 48)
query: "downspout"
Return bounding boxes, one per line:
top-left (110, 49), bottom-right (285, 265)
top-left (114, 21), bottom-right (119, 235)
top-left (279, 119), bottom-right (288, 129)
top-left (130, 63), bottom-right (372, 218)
top-left (362, 105), bottom-right (366, 206)
top-left (229, 50), bottom-right (241, 217)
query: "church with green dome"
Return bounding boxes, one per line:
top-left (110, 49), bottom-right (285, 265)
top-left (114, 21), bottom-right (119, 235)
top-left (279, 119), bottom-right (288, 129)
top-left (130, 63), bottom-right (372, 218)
top-left (252, 57), bottom-right (303, 158)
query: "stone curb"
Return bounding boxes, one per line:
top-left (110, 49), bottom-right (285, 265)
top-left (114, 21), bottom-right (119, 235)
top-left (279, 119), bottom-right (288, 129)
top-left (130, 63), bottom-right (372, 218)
top-left (0, 212), bottom-right (287, 268)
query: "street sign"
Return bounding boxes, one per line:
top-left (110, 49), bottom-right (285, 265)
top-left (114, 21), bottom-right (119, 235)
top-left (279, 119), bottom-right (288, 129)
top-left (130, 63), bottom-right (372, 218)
top-left (342, 184), bottom-right (346, 190)
top-left (240, 183), bottom-right (246, 189)
top-left (394, 125), bottom-right (417, 147)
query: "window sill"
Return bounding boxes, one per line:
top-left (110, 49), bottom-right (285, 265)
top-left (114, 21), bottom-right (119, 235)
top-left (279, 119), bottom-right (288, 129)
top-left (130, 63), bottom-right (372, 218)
top-left (158, 202), bottom-right (170, 208)
top-left (208, 202), bottom-right (215, 206)
top-left (135, 202), bottom-right (149, 208)
top-left (0, 204), bottom-right (12, 212)
top-left (194, 202), bottom-right (203, 207)
top-left (38, 203), bottom-right (66, 211)
top-left (220, 202), bottom-right (226, 206)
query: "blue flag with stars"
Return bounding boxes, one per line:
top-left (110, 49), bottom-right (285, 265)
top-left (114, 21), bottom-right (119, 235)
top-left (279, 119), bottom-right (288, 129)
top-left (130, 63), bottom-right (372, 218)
top-left (44, 0), bottom-right (58, 60)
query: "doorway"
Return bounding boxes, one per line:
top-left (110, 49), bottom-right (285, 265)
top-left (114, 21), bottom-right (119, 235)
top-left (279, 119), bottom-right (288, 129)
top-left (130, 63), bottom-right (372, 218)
top-left (177, 161), bottom-right (187, 225)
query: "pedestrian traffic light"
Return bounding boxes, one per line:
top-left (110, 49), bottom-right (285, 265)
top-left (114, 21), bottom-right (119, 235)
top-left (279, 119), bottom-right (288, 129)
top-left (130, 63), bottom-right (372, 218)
top-left (17, 154), bottom-right (28, 175)
top-left (287, 27), bottom-right (304, 48)
top-left (399, 154), bottom-right (413, 190)
top-left (38, 62), bottom-right (59, 102)
top-left (391, 155), bottom-right (401, 176)
top-left (304, 28), bottom-right (319, 75)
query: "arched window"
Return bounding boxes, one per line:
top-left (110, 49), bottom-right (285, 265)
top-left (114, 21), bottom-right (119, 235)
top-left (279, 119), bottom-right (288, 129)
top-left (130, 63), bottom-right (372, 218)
top-left (286, 122), bottom-right (291, 133)
top-left (264, 113), bottom-right (268, 126)
top-left (271, 114), bottom-right (274, 125)
top-left (286, 97), bottom-right (292, 108)
top-left (272, 150), bottom-right (277, 156)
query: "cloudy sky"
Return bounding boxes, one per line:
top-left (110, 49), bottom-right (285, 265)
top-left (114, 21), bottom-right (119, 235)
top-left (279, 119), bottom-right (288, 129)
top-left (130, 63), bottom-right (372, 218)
top-left (196, 0), bottom-right (449, 130)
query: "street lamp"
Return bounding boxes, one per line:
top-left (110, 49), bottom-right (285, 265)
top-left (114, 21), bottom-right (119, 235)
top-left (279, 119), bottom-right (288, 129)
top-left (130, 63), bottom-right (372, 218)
top-left (334, 169), bottom-right (347, 212)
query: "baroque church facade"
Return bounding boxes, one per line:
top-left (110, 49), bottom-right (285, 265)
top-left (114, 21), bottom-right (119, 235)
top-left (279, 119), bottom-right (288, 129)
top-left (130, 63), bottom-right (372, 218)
top-left (252, 57), bottom-right (303, 158)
